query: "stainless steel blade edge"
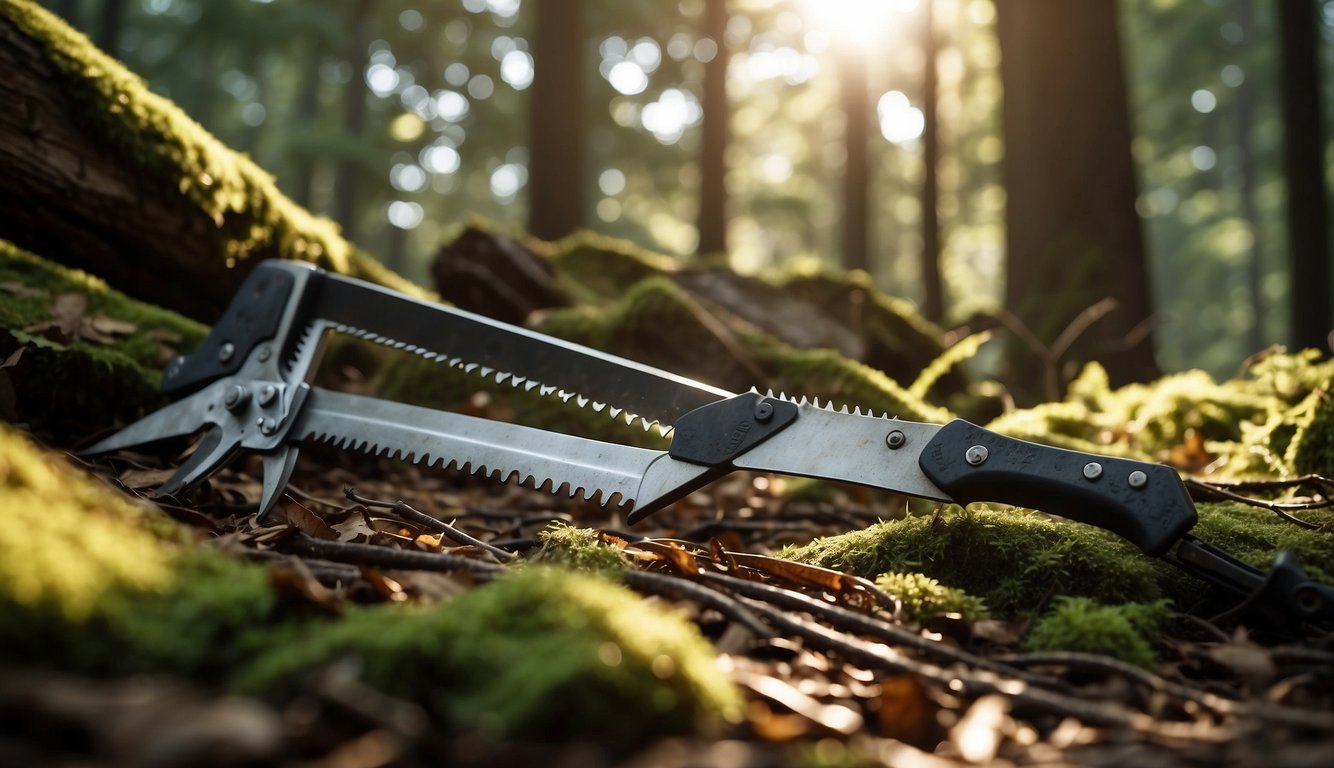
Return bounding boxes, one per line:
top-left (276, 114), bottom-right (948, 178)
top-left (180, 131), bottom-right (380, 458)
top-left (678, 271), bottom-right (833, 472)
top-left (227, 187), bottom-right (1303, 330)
top-left (730, 402), bottom-right (952, 502)
top-left (306, 275), bottom-right (733, 428)
top-left (295, 388), bottom-right (708, 506)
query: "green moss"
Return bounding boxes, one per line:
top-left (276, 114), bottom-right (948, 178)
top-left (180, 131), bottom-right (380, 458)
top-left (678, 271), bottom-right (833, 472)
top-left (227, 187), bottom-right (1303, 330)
top-left (0, 239), bottom-right (207, 434)
top-left (1024, 597), bottom-right (1170, 670)
top-left (874, 572), bottom-right (989, 622)
top-left (534, 523), bottom-right (631, 573)
top-left (0, 423), bottom-right (283, 679)
top-left (0, 0), bottom-right (424, 297)
top-left (781, 507), bottom-right (1161, 616)
top-left (1189, 502), bottom-right (1334, 584)
top-left (551, 232), bottom-right (681, 304)
top-left (1292, 389), bottom-right (1334, 477)
top-left (238, 567), bottom-right (740, 743)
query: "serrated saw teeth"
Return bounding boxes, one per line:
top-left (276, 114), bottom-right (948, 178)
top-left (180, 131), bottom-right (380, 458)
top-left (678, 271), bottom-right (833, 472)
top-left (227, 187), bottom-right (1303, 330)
top-left (295, 322), bottom-right (675, 436)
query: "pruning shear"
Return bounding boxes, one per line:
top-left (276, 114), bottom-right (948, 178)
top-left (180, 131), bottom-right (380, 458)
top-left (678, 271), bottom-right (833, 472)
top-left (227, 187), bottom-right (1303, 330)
top-left (84, 261), bottom-right (1334, 633)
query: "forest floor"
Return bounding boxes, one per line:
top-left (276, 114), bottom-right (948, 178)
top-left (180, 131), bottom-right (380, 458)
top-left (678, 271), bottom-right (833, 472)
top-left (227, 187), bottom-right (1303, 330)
top-left (7, 439), bottom-right (1332, 768)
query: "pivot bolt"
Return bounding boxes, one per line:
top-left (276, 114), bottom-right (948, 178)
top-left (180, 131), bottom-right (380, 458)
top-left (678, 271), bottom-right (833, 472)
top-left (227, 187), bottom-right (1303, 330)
top-left (257, 345), bottom-right (272, 363)
top-left (258, 384), bottom-right (278, 407)
top-left (1128, 470), bottom-right (1148, 489)
top-left (965, 445), bottom-right (989, 466)
top-left (886, 430), bottom-right (906, 450)
top-left (754, 401), bottom-right (774, 422)
top-left (258, 417), bottom-right (278, 435)
top-left (218, 342), bottom-right (235, 362)
top-left (1083, 462), bottom-right (1103, 480)
top-left (223, 385), bottom-right (249, 411)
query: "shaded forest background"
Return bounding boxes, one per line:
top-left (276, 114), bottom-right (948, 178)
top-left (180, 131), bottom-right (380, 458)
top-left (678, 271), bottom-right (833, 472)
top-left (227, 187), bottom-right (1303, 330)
top-left (40, 0), bottom-right (1334, 395)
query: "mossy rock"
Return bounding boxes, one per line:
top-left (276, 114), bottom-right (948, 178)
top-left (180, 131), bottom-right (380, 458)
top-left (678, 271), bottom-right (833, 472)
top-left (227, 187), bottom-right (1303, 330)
top-left (1291, 388), bottom-right (1334, 477)
top-left (0, 422), bottom-right (283, 679)
top-left (0, 1), bottom-right (424, 310)
top-left (1024, 597), bottom-right (1170, 669)
top-left (780, 506), bottom-right (1162, 617)
top-left (550, 231), bottom-right (682, 306)
top-left (0, 239), bottom-right (206, 437)
top-left (237, 567), bottom-right (740, 744)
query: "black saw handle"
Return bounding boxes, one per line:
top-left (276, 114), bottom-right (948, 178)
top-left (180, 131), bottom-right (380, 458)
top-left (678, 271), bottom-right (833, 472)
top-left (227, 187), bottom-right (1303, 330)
top-left (918, 420), bottom-right (1197, 556)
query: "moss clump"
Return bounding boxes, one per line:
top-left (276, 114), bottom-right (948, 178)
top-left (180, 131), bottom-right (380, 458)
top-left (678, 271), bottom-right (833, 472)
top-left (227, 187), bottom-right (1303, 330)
top-left (534, 523), bottom-right (631, 573)
top-left (1292, 389), bottom-right (1334, 477)
top-left (1024, 597), bottom-right (1170, 670)
top-left (781, 507), bottom-right (1160, 616)
top-left (0, 240), bottom-right (207, 434)
top-left (875, 572), bottom-right (989, 622)
top-left (550, 231), bottom-right (682, 305)
top-left (1189, 502), bottom-right (1334, 584)
top-left (238, 567), bottom-right (740, 743)
top-left (0, 423), bottom-right (282, 679)
top-left (0, 1), bottom-right (422, 297)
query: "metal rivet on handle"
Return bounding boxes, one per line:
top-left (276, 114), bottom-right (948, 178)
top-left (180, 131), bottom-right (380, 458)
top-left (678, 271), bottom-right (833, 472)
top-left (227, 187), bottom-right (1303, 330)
top-left (218, 342), bottom-right (235, 362)
top-left (754, 401), bottom-right (774, 422)
top-left (1128, 470), bottom-right (1148, 489)
top-left (886, 430), bottom-right (906, 450)
top-left (258, 417), bottom-right (278, 435)
top-left (1083, 462), bottom-right (1103, 480)
top-left (257, 345), bottom-right (272, 363)
top-left (223, 385), bottom-right (249, 411)
top-left (965, 445), bottom-right (989, 466)
top-left (258, 384), bottom-right (278, 407)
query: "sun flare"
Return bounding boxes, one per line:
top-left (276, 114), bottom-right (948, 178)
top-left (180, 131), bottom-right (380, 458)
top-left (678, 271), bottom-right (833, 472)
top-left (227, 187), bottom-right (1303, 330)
top-left (801, 0), bottom-right (919, 47)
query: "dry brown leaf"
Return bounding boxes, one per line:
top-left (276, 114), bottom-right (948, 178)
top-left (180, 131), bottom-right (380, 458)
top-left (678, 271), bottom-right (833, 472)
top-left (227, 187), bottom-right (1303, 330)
top-left (277, 501), bottom-right (338, 540)
top-left (118, 467), bottom-right (178, 490)
top-left (737, 670), bottom-right (862, 737)
top-left (0, 281), bottom-right (45, 299)
top-left (359, 567), bottom-right (408, 602)
top-left (876, 675), bottom-right (941, 748)
top-left (268, 559), bottom-right (342, 614)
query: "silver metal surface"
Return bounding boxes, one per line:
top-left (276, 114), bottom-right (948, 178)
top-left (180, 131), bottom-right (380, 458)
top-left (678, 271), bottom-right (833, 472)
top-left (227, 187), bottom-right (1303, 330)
top-left (730, 403), bottom-right (952, 502)
top-left (295, 388), bottom-right (712, 507)
top-left (1083, 462), bottom-right (1103, 480)
top-left (965, 445), bottom-right (989, 466)
top-left (1128, 470), bottom-right (1148, 489)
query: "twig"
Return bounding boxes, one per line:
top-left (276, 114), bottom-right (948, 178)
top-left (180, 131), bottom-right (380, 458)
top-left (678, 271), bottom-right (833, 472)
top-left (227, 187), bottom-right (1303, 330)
top-left (1185, 479), bottom-right (1323, 530)
top-left (279, 534), bottom-right (505, 577)
top-left (344, 487), bottom-right (517, 561)
top-left (1000, 652), bottom-right (1334, 730)
top-left (621, 570), bottom-right (775, 639)
top-left (695, 571), bottom-right (1066, 691)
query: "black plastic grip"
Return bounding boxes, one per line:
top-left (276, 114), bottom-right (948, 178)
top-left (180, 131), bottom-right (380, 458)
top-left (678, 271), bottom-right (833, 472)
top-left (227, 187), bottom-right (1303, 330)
top-left (918, 420), bottom-right (1197, 555)
top-left (161, 263), bottom-right (296, 396)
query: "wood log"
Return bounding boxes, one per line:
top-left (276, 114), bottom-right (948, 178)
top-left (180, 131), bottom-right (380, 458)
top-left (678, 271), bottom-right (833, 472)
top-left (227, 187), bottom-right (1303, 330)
top-left (0, 2), bottom-right (420, 322)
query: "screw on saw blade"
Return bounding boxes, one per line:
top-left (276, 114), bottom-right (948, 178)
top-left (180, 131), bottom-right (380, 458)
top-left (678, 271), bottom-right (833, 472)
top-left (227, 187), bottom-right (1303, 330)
top-left (885, 430), bottom-right (906, 449)
top-left (224, 385), bottom-right (250, 411)
top-left (754, 400), bottom-right (774, 422)
top-left (258, 417), bottom-right (278, 435)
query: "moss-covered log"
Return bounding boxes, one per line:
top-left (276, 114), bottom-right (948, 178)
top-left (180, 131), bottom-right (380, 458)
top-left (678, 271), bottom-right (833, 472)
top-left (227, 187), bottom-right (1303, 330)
top-left (0, 0), bottom-right (422, 322)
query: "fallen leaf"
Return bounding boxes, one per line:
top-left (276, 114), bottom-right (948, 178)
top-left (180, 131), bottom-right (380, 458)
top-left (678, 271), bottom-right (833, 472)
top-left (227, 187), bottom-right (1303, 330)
top-left (950, 694), bottom-right (1010, 764)
top-left (118, 467), bottom-right (178, 490)
top-left (876, 675), bottom-right (941, 748)
top-left (736, 670), bottom-right (863, 737)
top-left (277, 500), bottom-right (338, 540)
top-left (269, 559), bottom-right (342, 614)
top-left (0, 281), bottom-right (45, 299)
top-left (359, 567), bottom-right (408, 602)
top-left (88, 313), bottom-right (137, 337)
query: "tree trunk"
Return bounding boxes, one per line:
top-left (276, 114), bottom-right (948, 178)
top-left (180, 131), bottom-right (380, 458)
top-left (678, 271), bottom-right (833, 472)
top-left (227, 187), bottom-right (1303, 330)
top-left (696, 0), bottom-right (729, 256)
top-left (95, 0), bottom-right (122, 57)
top-left (1278, 0), bottom-right (1332, 353)
top-left (839, 49), bottom-right (869, 274)
top-left (332, 0), bottom-right (372, 245)
top-left (995, 0), bottom-right (1158, 399)
top-left (1235, 0), bottom-right (1263, 355)
top-left (919, 0), bottom-right (943, 323)
top-left (528, 0), bottom-right (585, 242)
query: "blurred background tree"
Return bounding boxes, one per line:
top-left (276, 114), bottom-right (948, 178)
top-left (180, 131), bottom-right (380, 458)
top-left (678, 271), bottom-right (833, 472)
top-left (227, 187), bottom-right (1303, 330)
top-left (44, 0), bottom-right (1334, 397)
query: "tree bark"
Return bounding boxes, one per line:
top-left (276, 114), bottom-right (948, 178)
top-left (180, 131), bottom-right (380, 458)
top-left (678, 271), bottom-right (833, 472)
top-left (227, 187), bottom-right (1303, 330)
top-left (0, 13), bottom-right (246, 319)
top-left (696, 0), bottom-right (729, 256)
top-left (332, 0), bottom-right (372, 245)
top-left (995, 0), bottom-right (1158, 399)
top-left (919, 0), bottom-right (943, 323)
top-left (528, 0), bottom-right (585, 242)
top-left (1278, 0), bottom-right (1332, 353)
top-left (95, 0), bottom-right (122, 57)
top-left (840, 48), bottom-right (869, 274)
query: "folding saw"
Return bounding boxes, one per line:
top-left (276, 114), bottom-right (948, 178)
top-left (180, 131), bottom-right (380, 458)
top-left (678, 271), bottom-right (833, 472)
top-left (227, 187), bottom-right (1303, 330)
top-left (84, 261), bottom-right (1334, 632)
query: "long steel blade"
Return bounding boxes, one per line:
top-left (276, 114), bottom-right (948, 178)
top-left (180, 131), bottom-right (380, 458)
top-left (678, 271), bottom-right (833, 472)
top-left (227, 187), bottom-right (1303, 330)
top-left (305, 274), bottom-right (732, 426)
top-left (730, 402), bottom-right (953, 502)
top-left (294, 388), bottom-right (713, 507)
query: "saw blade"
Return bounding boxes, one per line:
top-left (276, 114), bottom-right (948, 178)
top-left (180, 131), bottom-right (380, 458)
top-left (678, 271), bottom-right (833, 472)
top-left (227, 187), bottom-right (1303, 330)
top-left (293, 387), bottom-right (698, 507)
top-left (295, 274), bottom-right (732, 428)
